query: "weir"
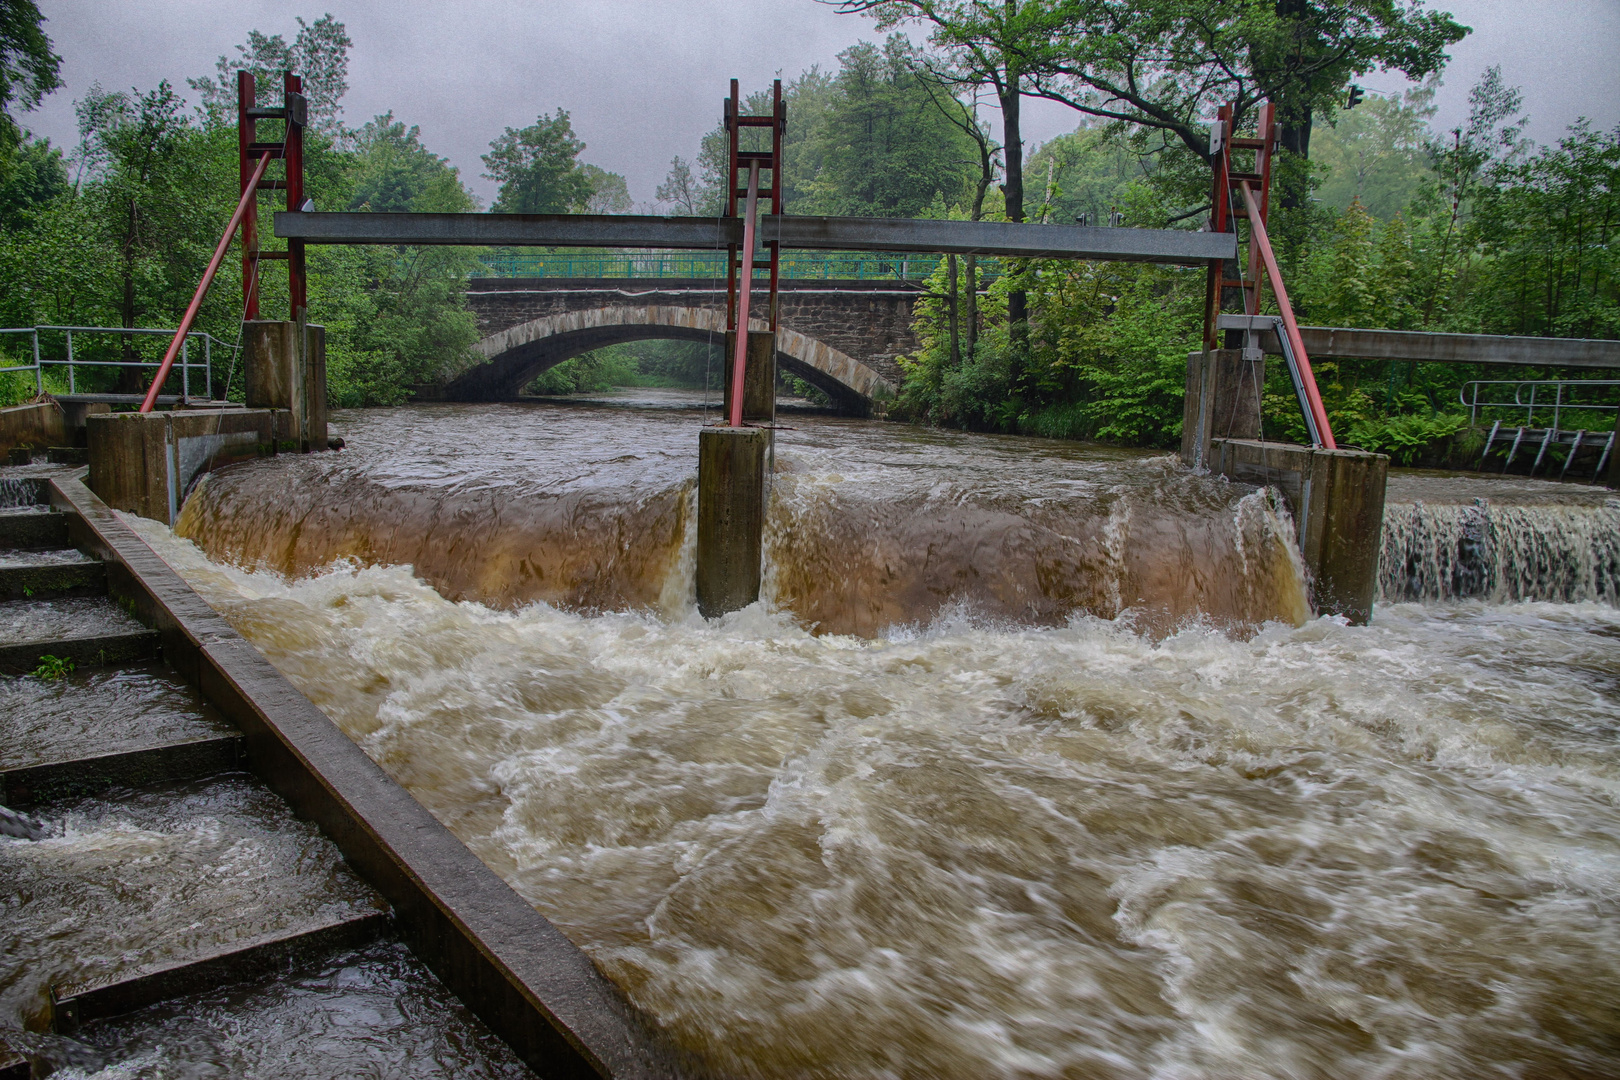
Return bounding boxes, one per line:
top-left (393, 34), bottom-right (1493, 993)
top-left (37, 65), bottom-right (1617, 1078)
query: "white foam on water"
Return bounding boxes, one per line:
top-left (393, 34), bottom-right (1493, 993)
top-left (119, 510), bottom-right (1620, 1079)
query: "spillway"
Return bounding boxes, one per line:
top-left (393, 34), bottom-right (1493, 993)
top-left (111, 396), bottom-right (1620, 1077)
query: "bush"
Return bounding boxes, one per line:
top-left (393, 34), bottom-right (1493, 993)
top-left (1345, 411), bottom-right (1470, 465)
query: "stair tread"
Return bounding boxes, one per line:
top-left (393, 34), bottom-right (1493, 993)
top-left (0, 775), bottom-right (387, 1030)
top-left (0, 662), bottom-right (235, 771)
top-left (0, 597), bottom-right (143, 645)
top-left (0, 547), bottom-right (95, 568)
top-left (52, 939), bottom-right (534, 1077)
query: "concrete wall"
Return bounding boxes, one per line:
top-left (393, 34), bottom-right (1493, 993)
top-left (1181, 348), bottom-right (1265, 468)
top-left (87, 409), bottom-right (276, 525)
top-left (0, 401), bottom-right (67, 458)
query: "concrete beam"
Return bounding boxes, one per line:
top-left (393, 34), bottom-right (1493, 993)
top-left (275, 211), bottom-right (1236, 265)
top-left (1248, 324), bottom-right (1620, 369)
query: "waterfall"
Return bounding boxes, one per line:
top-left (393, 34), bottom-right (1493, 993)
top-left (1380, 498), bottom-right (1620, 604)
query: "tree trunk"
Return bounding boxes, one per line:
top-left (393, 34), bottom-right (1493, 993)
top-left (999, 73), bottom-right (1028, 384)
top-left (946, 252), bottom-right (961, 368)
top-left (119, 241), bottom-right (143, 395)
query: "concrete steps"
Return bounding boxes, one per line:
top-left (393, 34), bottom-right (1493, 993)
top-left (0, 476), bottom-right (537, 1077)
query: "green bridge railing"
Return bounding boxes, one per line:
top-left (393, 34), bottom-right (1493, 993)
top-left (471, 251), bottom-right (973, 281)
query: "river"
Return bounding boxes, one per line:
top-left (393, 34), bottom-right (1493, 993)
top-left (119, 396), bottom-right (1620, 1078)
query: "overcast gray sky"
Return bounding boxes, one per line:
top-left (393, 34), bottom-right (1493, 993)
top-left (23, 0), bottom-right (1620, 207)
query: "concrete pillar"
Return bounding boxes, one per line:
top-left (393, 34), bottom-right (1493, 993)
top-left (696, 426), bottom-right (769, 617)
top-left (87, 409), bottom-right (275, 525)
top-left (722, 330), bottom-right (776, 423)
top-left (1298, 448), bottom-right (1389, 624)
top-left (1608, 432), bottom-right (1620, 490)
top-left (1208, 438), bottom-right (1389, 625)
top-left (1181, 347), bottom-right (1265, 468)
top-left (245, 320), bottom-right (327, 451)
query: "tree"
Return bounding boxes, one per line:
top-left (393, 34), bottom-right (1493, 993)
top-left (0, 131), bottom-right (64, 227)
top-left (0, 0), bottom-right (60, 161)
top-left (348, 112), bottom-right (476, 212)
top-left (1009, 1), bottom-right (1466, 170)
top-left (657, 69), bottom-right (839, 217)
top-left (482, 109), bottom-right (591, 214)
top-left (1417, 65), bottom-right (1529, 326)
top-left (800, 36), bottom-right (980, 217)
top-left (1311, 81), bottom-right (1436, 218)
top-left (832, 1), bottom-right (1074, 391)
top-left (582, 164), bottom-right (632, 213)
top-left (655, 156), bottom-right (702, 215)
top-left (188, 14), bottom-right (352, 134)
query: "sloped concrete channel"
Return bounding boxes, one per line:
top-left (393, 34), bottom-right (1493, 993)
top-left (0, 468), bottom-right (682, 1077)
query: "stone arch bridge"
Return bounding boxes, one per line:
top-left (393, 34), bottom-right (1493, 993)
top-left (438, 278), bottom-right (923, 412)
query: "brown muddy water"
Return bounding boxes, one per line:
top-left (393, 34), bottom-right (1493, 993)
top-left (104, 396), bottom-right (1620, 1077)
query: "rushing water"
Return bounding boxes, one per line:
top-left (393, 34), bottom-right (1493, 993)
top-left (175, 402), bottom-right (1309, 636)
top-left (127, 399), bottom-right (1620, 1078)
top-left (1379, 474), bottom-right (1620, 605)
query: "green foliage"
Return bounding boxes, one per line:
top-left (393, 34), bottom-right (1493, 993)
top-left (187, 14), bottom-right (351, 134)
top-left (482, 109), bottom-right (592, 214)
top-left (1313, 83), bottom-right (1437, 218)
top-left (581, 164), bottom-right (632, 213)
top-left (1025, 123), bottom-right (1141, 227)
top-left (658, 43), bottom-right (977, 219)
top-left (1346, 411), bottom-right (1469, 464)
top-left (31, 653), bottom-right (73, 680)
top-left (798, 36), bottom-right (979, 217)
top-left (313, 244), bottom-right (480, 407)
top-left (0, 16), bottom-right (483, 409)
top-left (888, 59), bottom-right (1616, 456)
top-left (348, 112), bottom-right (476, 212)
top-left (0, 0), bottom-right (60, 159)
top-left (0, 131), bottom-right (63, 226)
top-left (1465, 119), bottom-right (1619, 340)
top-left (525, 341), bottom-right (717, 395)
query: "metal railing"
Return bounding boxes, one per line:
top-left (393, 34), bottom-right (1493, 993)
top-left (1460, 379), bottom-right (1620, 429)
top-left (0, 326), bottom-right (237, 401)
top-left (471, 251), bottom-right (967, 281)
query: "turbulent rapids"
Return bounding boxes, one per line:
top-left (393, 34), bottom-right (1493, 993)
top-left (128, 396), bottom-right (1619, 1078)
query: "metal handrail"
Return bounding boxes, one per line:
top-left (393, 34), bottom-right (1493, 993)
top-left (0, 326), bottom-right (240, 401)
top-left (1460, 379), bottom-right (1620, 429)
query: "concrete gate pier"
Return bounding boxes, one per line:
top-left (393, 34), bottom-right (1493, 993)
top-left (696, 425), bottom-right (770, 618)
top-left (86, 319), bottom-right (330, 526)
top-left (1182, 347), bottom-right (1389, 625)
top-left (245, 319), bottom-right (328, 451)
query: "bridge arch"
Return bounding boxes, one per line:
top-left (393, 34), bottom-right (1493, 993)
top-left (444, 305), bottom-right (896, 412)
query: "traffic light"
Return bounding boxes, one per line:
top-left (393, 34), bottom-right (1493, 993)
top-left (1346, 85), bottom-right (1366, 110)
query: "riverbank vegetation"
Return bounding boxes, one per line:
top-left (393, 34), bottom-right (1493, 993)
top-left (0, 2), bottom-right (1613, 451)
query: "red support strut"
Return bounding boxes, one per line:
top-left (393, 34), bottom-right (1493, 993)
top-left (1203, 99), bottom-right (1335, 449)
top-left (721, 78), bottom-right (783, 427)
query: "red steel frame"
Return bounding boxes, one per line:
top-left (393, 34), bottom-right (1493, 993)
top-left (139, 71), bottom-right (307, 411)
top-left (723, 78), bottom-right (784, 428)
top-left (1203, 100), bottom-right (1336, 448)
top-left (240, 71), bottom-right (308, 320)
